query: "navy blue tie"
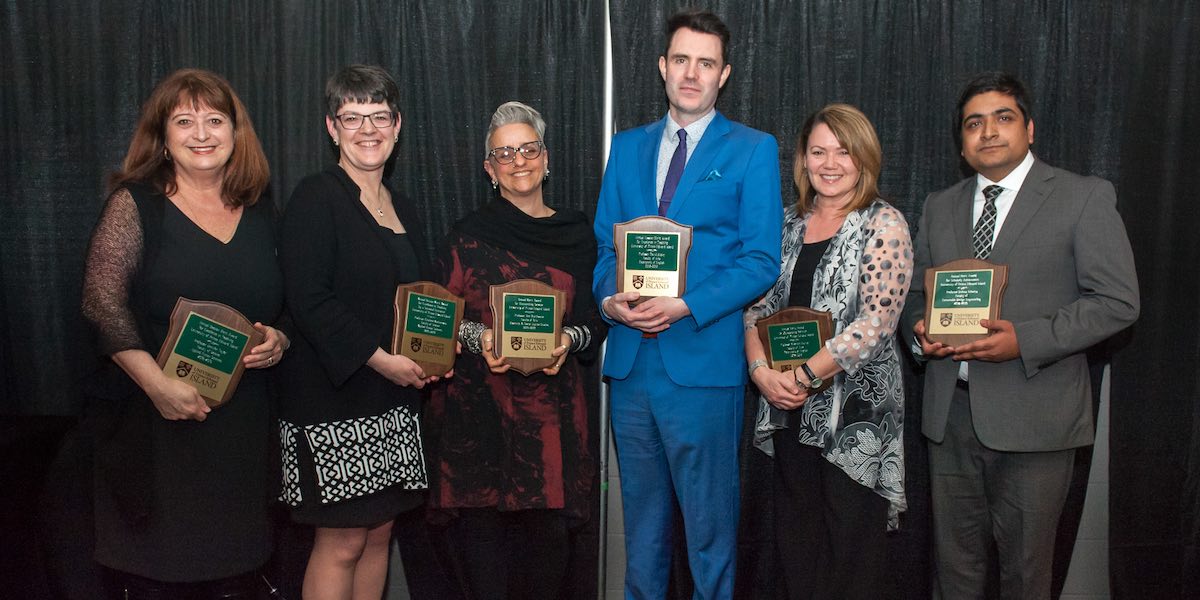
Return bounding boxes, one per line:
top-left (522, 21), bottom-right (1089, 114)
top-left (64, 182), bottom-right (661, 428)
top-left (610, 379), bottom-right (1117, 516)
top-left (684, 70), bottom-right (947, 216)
top-left (659, 129), bottom-right (687, 216)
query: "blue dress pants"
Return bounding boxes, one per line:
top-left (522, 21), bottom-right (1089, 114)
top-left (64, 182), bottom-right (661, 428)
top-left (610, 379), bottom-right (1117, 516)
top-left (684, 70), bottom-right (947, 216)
top-left (610, 338), bottom-right (743, 600)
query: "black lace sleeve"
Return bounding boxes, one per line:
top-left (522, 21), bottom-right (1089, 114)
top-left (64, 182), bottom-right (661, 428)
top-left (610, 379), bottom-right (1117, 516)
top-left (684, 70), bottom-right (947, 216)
top-left (81, 188), bottom-right (146, 356)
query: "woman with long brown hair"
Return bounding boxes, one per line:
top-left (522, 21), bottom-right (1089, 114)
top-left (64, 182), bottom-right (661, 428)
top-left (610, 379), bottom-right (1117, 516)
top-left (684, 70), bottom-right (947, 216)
top-left (82, 68), bottom-right (288, 599)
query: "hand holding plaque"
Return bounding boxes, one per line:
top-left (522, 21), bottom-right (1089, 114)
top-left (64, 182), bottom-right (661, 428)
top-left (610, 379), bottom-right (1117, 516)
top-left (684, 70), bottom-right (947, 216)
top-left (392, 282), bottom-right (464, 377)
top-left (614, 216), bottom-right (693, 303)
top-left (923, 258), bottom-right (1009, 346)
top-left (156, 298), bottom-right (263, 408)
top-left (755, 307), bottom-right (834, 394)
top-left (489, 279), bottom-right (565, 376)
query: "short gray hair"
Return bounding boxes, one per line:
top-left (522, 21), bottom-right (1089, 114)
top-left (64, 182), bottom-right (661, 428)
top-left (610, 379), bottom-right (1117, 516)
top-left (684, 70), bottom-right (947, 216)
top-left (484, 101), bottom-right (546, 157)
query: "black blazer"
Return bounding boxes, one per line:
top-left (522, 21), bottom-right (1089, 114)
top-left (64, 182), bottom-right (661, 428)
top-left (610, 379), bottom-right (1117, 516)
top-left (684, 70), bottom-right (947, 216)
top-left (276, 166), bottom-right (431, 426)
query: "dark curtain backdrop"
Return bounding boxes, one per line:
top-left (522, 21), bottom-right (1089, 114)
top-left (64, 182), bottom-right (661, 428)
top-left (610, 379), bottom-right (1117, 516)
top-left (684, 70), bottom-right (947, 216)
top-left (0, 1), bottom-right (606, 598)
top-left (604, 0), bottom-right (1196, 598)
top-left (2, 0), bottom-right (1198, 598)
top-left (0, 0), bottom-right (605, 415)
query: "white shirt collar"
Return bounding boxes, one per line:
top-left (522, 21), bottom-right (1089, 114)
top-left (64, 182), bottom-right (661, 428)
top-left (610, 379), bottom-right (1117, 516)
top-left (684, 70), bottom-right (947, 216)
top-left (976, 151), bottom-right (1036, 194)
top-left (664, 109), bottom-right (717, 145)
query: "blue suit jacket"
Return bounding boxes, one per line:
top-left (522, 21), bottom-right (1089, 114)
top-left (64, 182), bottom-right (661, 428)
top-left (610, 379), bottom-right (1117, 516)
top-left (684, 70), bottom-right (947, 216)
top-left (593, 112), bottom-right (782, 387)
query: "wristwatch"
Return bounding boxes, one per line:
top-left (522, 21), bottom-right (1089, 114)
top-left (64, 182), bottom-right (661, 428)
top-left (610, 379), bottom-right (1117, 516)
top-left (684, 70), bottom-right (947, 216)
top-left (799, 362), bottom-right (823, 389)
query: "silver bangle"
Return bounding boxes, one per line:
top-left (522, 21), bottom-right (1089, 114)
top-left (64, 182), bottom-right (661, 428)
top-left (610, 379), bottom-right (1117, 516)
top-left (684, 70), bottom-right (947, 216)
top-left (748, 359), bottom-right (768, 377)
top-left (458, 320), bottom-right (485, 355)
top-left (563, 325), bottom-right (591, 353)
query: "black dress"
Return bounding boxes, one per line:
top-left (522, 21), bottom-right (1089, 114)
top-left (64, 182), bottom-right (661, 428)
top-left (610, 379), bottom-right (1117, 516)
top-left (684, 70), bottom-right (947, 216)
top-left (276, 166), bottom-right (429, 527)
top-left (82, 183), bottom-right (283, 582)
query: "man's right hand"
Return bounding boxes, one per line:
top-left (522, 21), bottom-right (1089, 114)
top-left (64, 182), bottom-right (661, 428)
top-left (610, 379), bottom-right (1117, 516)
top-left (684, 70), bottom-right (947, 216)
top-left (603, 292), bottom-right (651, 331)
top-left (914, 319), bottom-right (955, 358)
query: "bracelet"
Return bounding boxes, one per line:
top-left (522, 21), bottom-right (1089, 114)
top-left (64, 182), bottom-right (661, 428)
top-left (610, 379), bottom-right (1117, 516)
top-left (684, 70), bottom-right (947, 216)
top-left (563, 325), bottom-right (592, 353)
top-left (458, 320), bottom-right (485, 355)
top-left (748, 359), bottom-right (768, 377)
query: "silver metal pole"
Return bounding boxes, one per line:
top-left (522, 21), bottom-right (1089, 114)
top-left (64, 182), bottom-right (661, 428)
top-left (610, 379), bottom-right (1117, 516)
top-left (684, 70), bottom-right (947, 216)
top-left (596, 1), bottom-right (615, 598)
top-left (596, 341), bottom-right (611, 600)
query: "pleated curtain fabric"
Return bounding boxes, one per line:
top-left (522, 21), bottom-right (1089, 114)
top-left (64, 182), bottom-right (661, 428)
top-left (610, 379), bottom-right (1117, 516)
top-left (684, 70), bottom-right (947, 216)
top-left (2, 0), bottom-right (1199, 597)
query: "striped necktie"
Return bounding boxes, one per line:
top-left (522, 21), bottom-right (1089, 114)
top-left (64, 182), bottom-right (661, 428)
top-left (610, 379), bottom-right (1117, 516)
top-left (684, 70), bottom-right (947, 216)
top-left (972, 185), bottom-right (1003, 259)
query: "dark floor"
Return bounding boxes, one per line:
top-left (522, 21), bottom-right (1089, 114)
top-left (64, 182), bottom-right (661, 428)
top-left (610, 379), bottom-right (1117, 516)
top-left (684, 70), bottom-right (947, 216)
top-left (1, 415), bottom-right (600, 599)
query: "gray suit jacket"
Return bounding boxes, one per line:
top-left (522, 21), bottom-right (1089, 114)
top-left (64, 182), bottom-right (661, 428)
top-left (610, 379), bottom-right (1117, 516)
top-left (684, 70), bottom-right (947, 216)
top-left (902, 158), bottom-right (1139, 451)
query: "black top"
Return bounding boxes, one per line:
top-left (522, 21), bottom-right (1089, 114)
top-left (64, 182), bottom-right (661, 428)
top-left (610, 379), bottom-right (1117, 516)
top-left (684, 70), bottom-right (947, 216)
top-left (382, 230), bottom-right (422, 284)
top-left (786, 236), bottom-right (833, 307)
top-left (275, 166), bottom-right (431, 426)
top-left (274, 166), bottom-right (431, 524)
top-left (82, 183), bottom-right (283, 581)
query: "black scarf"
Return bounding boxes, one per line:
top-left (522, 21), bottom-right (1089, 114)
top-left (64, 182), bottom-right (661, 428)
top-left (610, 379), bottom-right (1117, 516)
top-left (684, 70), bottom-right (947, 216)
top-left (453, 197), bottom-right (596, 283)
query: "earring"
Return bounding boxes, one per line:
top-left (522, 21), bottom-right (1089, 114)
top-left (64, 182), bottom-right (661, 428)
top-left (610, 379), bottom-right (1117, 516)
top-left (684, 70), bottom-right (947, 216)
top-left (393, 136), bottom-right (398, 143)
top-left (163, 147), bottom-right (171, 161)
top-left (333, 138), bottom-right (339, 146)
top-left (491, 180), bottom-right (498, 190)
top-left (544, 168), bottom-right (550, 180)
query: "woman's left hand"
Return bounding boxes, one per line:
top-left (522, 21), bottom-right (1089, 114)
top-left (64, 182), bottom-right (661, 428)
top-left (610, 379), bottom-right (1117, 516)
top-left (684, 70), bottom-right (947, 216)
top-left (245, 322), bottom-right (289, 369)
top-left (540, 333), bottom-right (572, 376)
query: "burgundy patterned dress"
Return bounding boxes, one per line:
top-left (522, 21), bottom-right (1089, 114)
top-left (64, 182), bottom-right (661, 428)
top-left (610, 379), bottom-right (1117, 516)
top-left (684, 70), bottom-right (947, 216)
top-left (427, 199), bottom-right (603, 523)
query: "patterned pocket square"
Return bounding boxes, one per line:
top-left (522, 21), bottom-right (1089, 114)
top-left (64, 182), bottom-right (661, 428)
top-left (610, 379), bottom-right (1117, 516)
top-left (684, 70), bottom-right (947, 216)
top-left (702, 169), bottom-right (723, 182)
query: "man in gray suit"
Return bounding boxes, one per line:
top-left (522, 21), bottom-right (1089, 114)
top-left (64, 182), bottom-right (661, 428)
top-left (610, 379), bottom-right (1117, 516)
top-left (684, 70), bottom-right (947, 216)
top-left (903, 72), bottom-right (1139, 598)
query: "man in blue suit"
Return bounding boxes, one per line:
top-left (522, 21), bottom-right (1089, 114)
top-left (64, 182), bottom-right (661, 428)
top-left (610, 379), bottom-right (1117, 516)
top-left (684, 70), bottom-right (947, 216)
top-left (593, 9), bottom-right (782, 599)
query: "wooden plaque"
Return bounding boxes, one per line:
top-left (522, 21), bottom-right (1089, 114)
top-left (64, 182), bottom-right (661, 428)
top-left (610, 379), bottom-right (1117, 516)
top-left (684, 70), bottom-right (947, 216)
top-left (155, 297), bottom-right (262, 408)
top-left (392, 281), bottom-right (464, 377)
top-left (614, 216), bottom-right (693, 303)
top-left (489, 279), bottom-right (565, 376)
top-left (755, 307), bottom-right (834, 394)
top-left (924, 258), bottom-right (1009, 346)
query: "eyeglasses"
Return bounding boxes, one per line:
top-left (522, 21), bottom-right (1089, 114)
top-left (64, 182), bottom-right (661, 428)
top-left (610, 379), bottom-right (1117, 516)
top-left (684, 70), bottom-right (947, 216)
top-left (334, 111), bottom-right (395, 130)
top-left (488, 141), bottom-right (545, 164)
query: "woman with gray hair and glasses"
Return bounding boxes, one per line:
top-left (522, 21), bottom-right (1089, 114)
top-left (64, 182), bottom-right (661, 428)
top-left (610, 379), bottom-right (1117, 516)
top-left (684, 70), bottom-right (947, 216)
top-left (275, 64), bottom-right (447, 599)
top-left (426, 101), bottom-right (605, 599)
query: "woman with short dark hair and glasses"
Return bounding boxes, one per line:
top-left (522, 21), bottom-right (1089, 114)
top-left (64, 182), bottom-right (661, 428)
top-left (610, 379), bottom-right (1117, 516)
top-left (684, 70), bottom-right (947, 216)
top-left (425, 101), bottom-right (605, 599)
top-left (275, 64), bottom-right (446, 599)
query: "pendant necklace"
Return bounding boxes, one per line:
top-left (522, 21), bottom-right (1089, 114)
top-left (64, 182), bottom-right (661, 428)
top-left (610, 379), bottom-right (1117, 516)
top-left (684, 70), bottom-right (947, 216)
top-left (365, 193), bottom-right (385, 218)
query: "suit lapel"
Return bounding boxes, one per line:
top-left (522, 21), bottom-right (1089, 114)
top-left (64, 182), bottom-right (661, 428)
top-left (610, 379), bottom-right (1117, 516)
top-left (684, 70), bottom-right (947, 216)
top-left (639, 119), bottom-right (666, 216)
top-left (952, 180), bottom-right (975, 258)
top-left (990, 160), bottom-right (1054, 262)
top-left (666, 113), bottom-right (730, 218)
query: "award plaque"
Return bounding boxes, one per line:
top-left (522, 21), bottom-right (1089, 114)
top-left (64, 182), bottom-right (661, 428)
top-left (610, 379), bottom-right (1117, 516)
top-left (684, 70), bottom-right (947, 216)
top-left (614, 216), bottom-right (693, 303)
top-left (755, 307), bottom-right (834, 394)
top-left (489, 279), bottom-right (565, 376)
top-left (924, 258), bottom-right (1009, 346)
top-left (391, 282), bottom-right (464, 377)
top-left (155, 298), bottom-right (262, 408)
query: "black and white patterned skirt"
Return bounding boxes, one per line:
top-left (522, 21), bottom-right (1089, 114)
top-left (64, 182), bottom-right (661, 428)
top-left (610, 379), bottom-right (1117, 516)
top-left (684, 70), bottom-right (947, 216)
top-left (279, 405), bottom-right (428, 506)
